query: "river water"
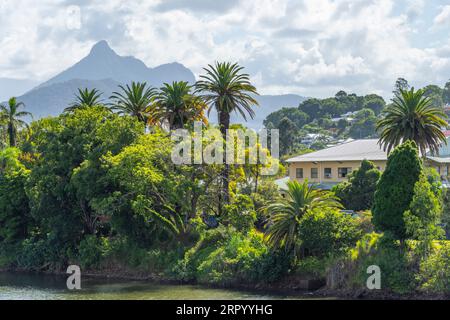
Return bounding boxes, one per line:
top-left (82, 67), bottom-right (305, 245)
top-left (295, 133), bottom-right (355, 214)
top-left (0, 272), bottom-right (323, 300)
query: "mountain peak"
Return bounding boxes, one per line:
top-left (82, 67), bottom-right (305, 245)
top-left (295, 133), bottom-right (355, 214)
top-left (89, 40), bottom-right (115, 56)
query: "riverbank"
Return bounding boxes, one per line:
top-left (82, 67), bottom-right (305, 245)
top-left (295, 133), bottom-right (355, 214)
top-left (2, 268), bottom-right (448, 300)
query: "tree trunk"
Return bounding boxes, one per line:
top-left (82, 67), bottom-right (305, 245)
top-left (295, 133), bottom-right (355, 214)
top-left (8, 123), bottom-right (16, 147)
top-left (219, 111), bottom-right (230, 214)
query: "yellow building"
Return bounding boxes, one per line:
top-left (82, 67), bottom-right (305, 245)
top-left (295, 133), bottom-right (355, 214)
top-left (275, 138), bottom-right (450, 192)
top-left (283, 139), bottom-right (387, 190)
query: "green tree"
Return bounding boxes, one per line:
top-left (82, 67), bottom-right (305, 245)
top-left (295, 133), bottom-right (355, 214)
top-left (422, 85), bottom-right (444, 108)
top-left (26, 107), bottom-right (143, 257)
top-left (110, 82), bottom-right (158, 124)
top-left (404, 174), bottom-right (444, 256)
top-left (64, 88), bottom-right (103, 112)
top-left (278, 117), bottom-right (298, 156)
top-left (196, 62), bottom-right (259, 207)
top-left (393, 77), bottom-right (409, 96)
top-left (0, 97), bottom-right (32, 147)
top-left (0, 148), bottom-right (31, 244)
top-left (443, 80), bottom-right (450, 104)
top-left (372, 141), bottom-right (422, 240)
top-left (99, 133), bottom-right (191, 245)
top-left (298, 209), bottom-right (362, 257)
top-left (154, 81), bottom-right (207, 130)
top-left (264, 180), bottom-right (342, 259)
top-left (333, 160), bottom-right (381, 211)
top-left (442, 188), bottom-right (450, 236)
top-left (349, 108), bottom-right (377, 139)
top-left (263, 107), bottom-right (308, 129)
top-left (377, 88), bottom-right (447, 156)
top-left (363, 94), bottom-right (386, 115)
top-left (298, 98), bottom-right (323, 119)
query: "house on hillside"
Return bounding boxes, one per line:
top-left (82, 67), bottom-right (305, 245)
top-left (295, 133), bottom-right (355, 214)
top-left (282, 139), bottom-right (387, 190)
top-left (425, 135), bottom-right (450, 185)
top-left (276, 137), bottom-right (450, 192)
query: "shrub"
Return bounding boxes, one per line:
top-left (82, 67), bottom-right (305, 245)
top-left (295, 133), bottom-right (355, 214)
top-left (355, 210), bottom-right (374, 234)
top-left (298, 210), bottom-right (362, 257)
top-left (17, 236), bottom-right (67, 271)
top-left (373, 141), bottom-right (422, 240)
top-left (345, 233), bottom-right (416, 293)
top-left (222, 194), bottom-right (257, 233)
top-left (296, 256), bottom-right (333, 278)
top-left (78, 235), bottom-right (109, 268)
top-left (176, 228), bottom-right (290, 285)
top-left (404, 174), bottom-right (444, 256)
top-left (418, 242), bottom-right (450, 293)
top-left (333, 160), bottom-right (381, 211)
top-left (103, 237), bottom-right (183, 275)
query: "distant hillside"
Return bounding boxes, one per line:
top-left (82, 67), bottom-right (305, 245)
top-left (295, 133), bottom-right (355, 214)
top-left (2, 40), bottom-right (306, 127)
top-left (18, 79), bottom-right (121, 118)
top-left (229, 94), bottom-right (307, 129)
top-left (0, 78), bottom-right (38, 102)
top-left (39, 40), bottom-right (195, 89)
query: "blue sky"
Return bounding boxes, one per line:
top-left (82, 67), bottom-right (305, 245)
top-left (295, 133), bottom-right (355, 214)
top-left (1, 0), bottom-right (450, 100)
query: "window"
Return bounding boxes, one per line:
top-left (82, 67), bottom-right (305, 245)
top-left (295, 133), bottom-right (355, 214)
top-left (296, 168), bottom-right (304, 179)
top-left (324, 168), bottom-right (332, 179)
top-left (338, 167), bottom-right (352, 178)
top-left (311, 168), bottom-right (318, 179)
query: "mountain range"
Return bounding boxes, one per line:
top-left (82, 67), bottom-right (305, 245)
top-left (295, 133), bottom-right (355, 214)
top-left (1, 41), bottom-right (306, 128)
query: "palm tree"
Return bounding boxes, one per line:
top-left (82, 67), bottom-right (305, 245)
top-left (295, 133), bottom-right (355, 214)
top-left (0, 97), bottom-right (32, 147)
top-left (195, 62), bottom-right (259, 206)
top-left (377, 87), bottom-right (448, 156)
top-left (109, 82), bottom-right (157, 123)
top-left (264, 180), bottom-right (342, 259)
top-left (64, 88), bottom-right (103, 112)
top-left (153, 81), bottom-right (208, 130)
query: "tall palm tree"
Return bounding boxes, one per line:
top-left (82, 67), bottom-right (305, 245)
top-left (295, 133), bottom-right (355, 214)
top-left (153, 81), bottom-right (208, 130)
top-left (195, 62), bottom-right (259, 206)
top-left (377, 87), bottom-right (448, 156)
top-left (264, 180), bottom-right (342, 258)
top-left (64, 88), bottom-right (103, 113)
top-left (0, 97), bottom-right (32, 147)
top-left (109, 82), bottom-right (157, 123)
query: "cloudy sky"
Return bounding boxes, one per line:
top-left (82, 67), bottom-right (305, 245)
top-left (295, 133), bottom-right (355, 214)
top-left (1, 0), bottom-right (450, 99)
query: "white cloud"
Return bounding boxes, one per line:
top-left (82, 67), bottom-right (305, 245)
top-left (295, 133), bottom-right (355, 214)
top-left (434, 5), bottom-right (450, 26)
top-left (0, 0), bottom-right (449, 100)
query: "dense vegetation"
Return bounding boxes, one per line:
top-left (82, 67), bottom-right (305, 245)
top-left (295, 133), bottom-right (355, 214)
top-left (265, 79), bottom-right (450, 158)
top-left (0, 69), bottom-right (449, 296)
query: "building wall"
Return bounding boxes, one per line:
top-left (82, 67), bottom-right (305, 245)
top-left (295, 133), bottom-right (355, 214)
top-left (288, 160), bottom-right (387, 184)
top-left (426, 160), bottom-right (450, 180)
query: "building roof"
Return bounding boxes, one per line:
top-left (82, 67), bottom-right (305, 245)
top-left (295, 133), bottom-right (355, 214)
top-left (286, 139), bottom-right (387, 163)
top-left (426, 156), bottom-right (450, 164)
top-left (274, 177), bottom-right (339, 191)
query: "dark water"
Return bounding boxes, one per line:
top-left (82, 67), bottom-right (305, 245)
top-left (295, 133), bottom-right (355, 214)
top-left (0, 272), bottom-right (325, 300)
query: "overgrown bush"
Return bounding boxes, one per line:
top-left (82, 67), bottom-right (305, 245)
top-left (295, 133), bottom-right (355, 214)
top-left (17, 236), bottom-right (68, 271)
top-left (418, 242), bottom-right (450, 293)
top-left (298, 210), bottom-right (362, 257)
top-left (222, 194), bottom-right (257, 233)
top-left (77, 235), bottom-right (109, 268)
top-left (333, 160), bottom-right (381, 211)
top-left (175, 227), bottom-right (290, 285)
top-left (343, 233), bottom-right (416, 293)
top-left (102, 237), bottom-right (183, 275)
